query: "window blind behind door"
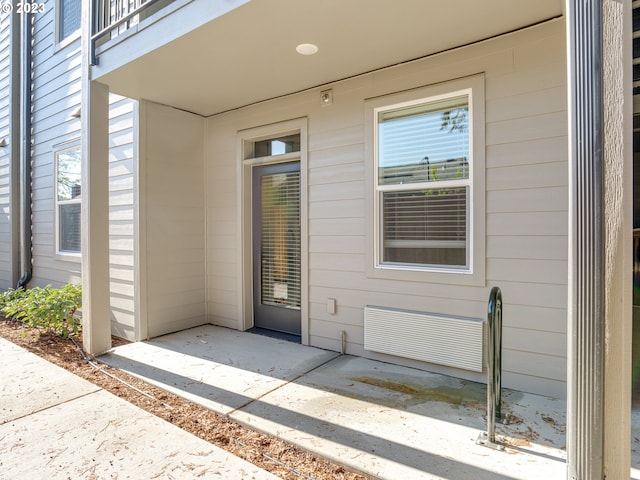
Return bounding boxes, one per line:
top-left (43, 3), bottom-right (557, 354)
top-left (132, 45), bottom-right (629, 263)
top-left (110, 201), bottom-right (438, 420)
top-left (260, 172), bottom-right (301, 309)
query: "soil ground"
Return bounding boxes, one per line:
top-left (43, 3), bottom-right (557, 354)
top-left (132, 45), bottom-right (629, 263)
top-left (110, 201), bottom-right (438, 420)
top-left (0, 318), bottom-right (368, 480)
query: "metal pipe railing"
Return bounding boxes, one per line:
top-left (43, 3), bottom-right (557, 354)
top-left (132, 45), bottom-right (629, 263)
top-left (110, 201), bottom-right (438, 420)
top-left (477, 286), bottom-right (506, 450)
top-left (91, 0), bottom-right (167, 65)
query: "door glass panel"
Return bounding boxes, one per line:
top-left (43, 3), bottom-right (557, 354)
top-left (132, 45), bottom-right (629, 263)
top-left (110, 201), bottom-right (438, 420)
top-left (260, 171), bottom-right (301, 309)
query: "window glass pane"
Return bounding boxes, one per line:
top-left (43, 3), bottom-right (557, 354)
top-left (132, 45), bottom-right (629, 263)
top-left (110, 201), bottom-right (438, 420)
top-left (59, 0), bottom-right (81, 41)
top-left (59, 203), bottom-right (81, 252)
top-left (378, 95), bottom-right (469, 185)
top-left (382, 187), bottom-right (467, 268)
top-left (253, 134), bottom-right (301, 158)
top-left (57, 146), bottom-right (81, 254)
top-left (57, 148), bottom-right (81, 201)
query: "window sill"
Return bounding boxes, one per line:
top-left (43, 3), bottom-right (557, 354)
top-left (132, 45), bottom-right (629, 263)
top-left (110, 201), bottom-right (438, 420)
top-left (367, 263), bottom-right (485, 287)
top-left (56, 252), bottom-right (81, 263)
top-left (54, 30), bottom-right (81, 54)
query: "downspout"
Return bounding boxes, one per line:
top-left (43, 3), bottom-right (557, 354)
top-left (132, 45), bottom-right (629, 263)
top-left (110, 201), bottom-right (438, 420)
top-left (8, 7), bottom-right (21, 287)
top-left (566, 0), bottom-right (605, 478)
top-left (17, 11), bottom-right (33, 289)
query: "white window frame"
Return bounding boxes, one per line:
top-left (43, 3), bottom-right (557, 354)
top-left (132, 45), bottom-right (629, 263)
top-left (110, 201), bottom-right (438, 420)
top-left (56, 0), bottom-right (81, 48)
top-left (55, 144), bottom-right (82, 259)
top-left (365, 75), bottom-right (485, 286)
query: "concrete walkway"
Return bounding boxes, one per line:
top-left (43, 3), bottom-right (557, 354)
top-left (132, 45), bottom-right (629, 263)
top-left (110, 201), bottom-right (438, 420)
top-left (0, 338), bottom-right (278, 480)
top-left (101, 325), bottom-right (568, 480)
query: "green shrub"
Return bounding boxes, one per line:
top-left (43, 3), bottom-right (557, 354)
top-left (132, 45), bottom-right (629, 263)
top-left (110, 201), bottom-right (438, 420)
top-left (0, 284), bottom-right (82, 338)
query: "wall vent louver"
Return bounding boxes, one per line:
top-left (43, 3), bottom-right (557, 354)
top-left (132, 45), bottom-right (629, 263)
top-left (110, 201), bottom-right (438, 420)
top-left (364, 306), bottom-right (484, 372)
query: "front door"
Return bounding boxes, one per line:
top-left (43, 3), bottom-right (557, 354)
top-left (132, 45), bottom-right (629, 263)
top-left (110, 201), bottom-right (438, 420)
top-left (252, 162), bottom-right (301, 336)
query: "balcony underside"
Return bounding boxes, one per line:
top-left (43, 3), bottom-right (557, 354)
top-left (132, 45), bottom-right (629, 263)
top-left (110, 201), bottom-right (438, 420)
top-left (93, 0), bottom-right (563, 116)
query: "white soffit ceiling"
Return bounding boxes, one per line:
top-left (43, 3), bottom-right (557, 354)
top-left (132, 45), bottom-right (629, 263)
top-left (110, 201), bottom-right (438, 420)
top-left (101, 0), bottom-right (563, 116)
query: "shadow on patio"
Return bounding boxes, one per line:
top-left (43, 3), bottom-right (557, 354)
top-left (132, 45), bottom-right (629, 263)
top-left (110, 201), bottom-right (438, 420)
top-left (99, 325), bottom-right (567, 480)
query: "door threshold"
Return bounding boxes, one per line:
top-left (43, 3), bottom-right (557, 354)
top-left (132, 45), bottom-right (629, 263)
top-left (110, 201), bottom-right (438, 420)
top-left (248, 327), bottom-right (301, 344)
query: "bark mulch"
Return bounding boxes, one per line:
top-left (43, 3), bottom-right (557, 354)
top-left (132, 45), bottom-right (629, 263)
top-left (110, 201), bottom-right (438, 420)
top-left (0, 318), bottom-right (368, 480)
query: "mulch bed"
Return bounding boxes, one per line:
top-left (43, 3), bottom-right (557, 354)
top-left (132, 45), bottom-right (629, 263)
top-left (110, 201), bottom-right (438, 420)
top-left (0, 318), bottom-right (368, 480)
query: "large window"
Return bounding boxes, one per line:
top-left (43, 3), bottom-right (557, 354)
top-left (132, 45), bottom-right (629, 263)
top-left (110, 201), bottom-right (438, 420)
top-left (58, 0), bottom-right (81, 43)
top-left (56, 146), bottom-right (81, 254)
top-left (376, 92), bottom-right (471, 270)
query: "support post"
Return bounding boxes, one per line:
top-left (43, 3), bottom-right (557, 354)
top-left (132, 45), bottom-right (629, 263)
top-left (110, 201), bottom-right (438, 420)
top-left (566, 1), bottom-right (631, 478)
top-left (601, 1), bottom-right (632, 478)
top-left (81, 1), bottom-right (111, 355)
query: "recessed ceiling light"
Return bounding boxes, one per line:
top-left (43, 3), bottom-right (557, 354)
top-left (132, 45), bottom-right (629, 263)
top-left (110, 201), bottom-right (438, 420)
top-left (296, 43), bottom-right (319, 55)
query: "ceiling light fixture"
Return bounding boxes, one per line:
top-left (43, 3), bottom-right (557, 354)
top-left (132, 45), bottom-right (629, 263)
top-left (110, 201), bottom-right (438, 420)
top-left (296, 43), bottom-right (319, 55)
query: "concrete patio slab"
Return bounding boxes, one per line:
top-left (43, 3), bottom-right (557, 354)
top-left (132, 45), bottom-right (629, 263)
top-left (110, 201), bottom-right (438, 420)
top-left (100, 325), bottom-right (339, 414)
top-left (0, 338), bottom-right (99, 423)
top-left (230, 355), bottom-right (566, 480)
top-left (632, 409), bottom-right (640, 479)
top-left (101, 326), bottom-right (568, 480)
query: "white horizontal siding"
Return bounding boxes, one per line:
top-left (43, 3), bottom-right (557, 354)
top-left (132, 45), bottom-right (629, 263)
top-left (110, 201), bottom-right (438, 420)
top-left (205, 19), bottom-right (568, 398)
top-left (25, 10), bottom-right (138, 338)
top-left (28, 6), bottom-right (81, 288)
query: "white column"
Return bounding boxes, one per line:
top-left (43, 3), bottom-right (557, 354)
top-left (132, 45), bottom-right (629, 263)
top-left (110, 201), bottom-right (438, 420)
top-left (81, 2), bottom-right (111, 355)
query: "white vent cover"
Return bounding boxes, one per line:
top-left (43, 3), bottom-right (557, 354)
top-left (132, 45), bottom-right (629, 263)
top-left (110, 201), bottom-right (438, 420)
top-left (364, 306), bottom-right (484, 372)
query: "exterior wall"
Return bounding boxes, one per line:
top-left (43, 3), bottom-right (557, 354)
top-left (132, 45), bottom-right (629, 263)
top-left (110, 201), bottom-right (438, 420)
top-left (139, 100), bottom-right (206, 338)
top-left (206, 19), bottom-right (568, 398)
top-left (108, 95), bottom-right (137, 340)
top-left (24, 5), bottom-right (138, 339)
top-left (30, 7), bottom-right (83, 287)
top-left (0, 12), bottom-right (14, 290)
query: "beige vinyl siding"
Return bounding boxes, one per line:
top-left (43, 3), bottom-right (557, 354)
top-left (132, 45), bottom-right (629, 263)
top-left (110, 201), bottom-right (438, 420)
top-left (108, 95), bottom-right (137, 340)
top-left (206, 19), bottom-right (568, 398)
top-left (0, 13), bottom-right (13, 290)
top-left (484, 31), bottom-right (568, 396)
top-left (140, 101), bottom-right (206, 338)
top-left (206, 126), bottom-right (237, 329)
top-left (27, 9), bottom-right (138, 338)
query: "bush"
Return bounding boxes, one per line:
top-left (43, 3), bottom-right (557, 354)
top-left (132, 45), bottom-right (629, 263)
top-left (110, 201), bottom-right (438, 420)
top-left (0, 284), bottom-right (82, 338)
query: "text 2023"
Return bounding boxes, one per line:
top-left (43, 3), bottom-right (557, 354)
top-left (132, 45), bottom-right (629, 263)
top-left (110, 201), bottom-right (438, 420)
top-left (16, 2), bottom-right (46, 13)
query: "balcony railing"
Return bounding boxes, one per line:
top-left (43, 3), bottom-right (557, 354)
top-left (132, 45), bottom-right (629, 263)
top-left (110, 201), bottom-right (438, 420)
top-left (91, 0), bottom-right (175, 65)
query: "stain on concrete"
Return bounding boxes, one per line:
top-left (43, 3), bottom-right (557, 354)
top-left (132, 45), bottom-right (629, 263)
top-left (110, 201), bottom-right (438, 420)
top-left (350, 376), bottom-right (485, 406)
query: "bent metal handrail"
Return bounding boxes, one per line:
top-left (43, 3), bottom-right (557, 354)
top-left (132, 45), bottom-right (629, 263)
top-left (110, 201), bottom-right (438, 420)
top-left (477, 286), bottom-right (506, 450)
